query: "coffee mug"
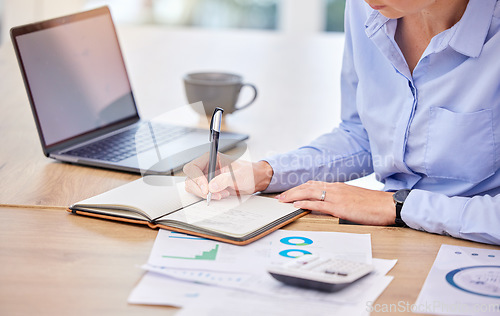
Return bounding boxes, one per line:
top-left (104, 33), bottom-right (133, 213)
top-left (184, 72), bottom-right (258, 116)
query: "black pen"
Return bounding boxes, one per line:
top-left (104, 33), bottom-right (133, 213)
top-left (207, 108), bottom-right (224, 205)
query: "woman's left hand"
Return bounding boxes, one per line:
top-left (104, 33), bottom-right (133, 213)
top-left (277, 181), bottom-right (396, 226)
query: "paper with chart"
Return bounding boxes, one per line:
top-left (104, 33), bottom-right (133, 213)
top-left (139, 229), bottom-right (394, 304)
top-left (415, 244), bottom-right (500, 315)
top-left (129, 270), bottom-right (393, 316)
top-left (143, 257), bottom-right (396, 304)
top-left (128, 271), bottom-right (347, 313)
top-left (174, 275), bottom-right (394, 316)
top-left (146, 229), bottom-right (373, 273)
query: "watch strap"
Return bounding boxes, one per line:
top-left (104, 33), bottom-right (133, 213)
top-left (393, 189), bottom-right (411, 227)
top-left (395, 202), bottom-right (407, 227)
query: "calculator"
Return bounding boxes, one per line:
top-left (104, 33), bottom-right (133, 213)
top-left (267, 254), bottom-right (374, 292)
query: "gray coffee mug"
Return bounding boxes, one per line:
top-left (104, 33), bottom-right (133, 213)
top-left (184, 72), bottom-right (258, 115)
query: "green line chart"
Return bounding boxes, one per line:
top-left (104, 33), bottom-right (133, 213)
top-left (162, 244), bottom-right (219, 261)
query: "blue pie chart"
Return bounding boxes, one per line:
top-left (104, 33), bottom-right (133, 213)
top-left (279, 249), bottom-right (312, 258)
top-left (445, 265), bottom-right (500, 298)
top-left (280, 236), bottom-right (313, 246)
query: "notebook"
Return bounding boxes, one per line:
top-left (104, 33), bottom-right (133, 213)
top-left (10, 6), bottom-right (248, 175)
top-left (69, 176), bottom-right (309, 245)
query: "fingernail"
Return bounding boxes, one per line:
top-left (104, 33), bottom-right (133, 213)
top-left (293, 202), bottom-right (302, 207)
top-left (274, 194), bottom-right (281, 199)
top-left (279, 194), bottom-right (286, 201)
top-left (201, 184), bottom-right (207, 194)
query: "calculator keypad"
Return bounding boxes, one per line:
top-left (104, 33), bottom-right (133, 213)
top-left (268, 254), bottom-right (374, 292)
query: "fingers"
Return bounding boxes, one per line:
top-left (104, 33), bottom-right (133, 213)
top-left (185, 177), bottom-right (206, 198)
top-left (183, 153), bottom-right (210, 195)
top-left (184, 152), bottom-right (255, 199)
top-left (274, 181), bottom-right (397, 226)
top-left (208, 161), bottom-right (256, 195)
top-left (278, 181), bottom-right (328, 203)
top-left (211, 189), bottom-right (231, 200)
top-left (209, 171), bottom-right (234, 193)
top-left (185, 178), bottom-right (231, 199)
top-left (291, 200), bottom-right (332, 214)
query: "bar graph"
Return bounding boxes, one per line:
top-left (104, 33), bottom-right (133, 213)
top-left (163, 244), bottom-right (219, 261)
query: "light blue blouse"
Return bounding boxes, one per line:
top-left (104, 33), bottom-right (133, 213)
top-left (264, 0), bottom-right (500, 245)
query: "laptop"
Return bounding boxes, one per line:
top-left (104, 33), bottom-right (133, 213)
top-left (10, 6), bottom-right (248, 175)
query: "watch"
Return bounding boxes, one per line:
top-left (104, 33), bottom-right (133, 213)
top-left (392, 189), bottom-right (411, 227)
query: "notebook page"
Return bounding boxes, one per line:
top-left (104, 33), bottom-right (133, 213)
top-left (163, 195), bottom-right (298, 237)
top-left (72, 176), bottom-right (201, 220)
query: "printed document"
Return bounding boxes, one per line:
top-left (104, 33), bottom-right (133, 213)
top-left (415, 244), bottom-right (500, 315)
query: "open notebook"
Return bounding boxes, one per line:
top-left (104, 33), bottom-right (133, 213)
top-left (68, 176), bottom-right (309, 245)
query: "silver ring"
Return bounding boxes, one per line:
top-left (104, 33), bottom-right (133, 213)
top-left (320, 190), bottom-right (326, 201)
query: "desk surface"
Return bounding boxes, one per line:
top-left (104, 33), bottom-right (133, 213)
top-left (1, 206), bottom-right (499, 315)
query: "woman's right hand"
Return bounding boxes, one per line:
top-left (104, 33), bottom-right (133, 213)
top-left (183, 153), bottom-right (274, 200)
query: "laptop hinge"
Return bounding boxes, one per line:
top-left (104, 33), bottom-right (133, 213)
top-left (50, 153), bottom-right (79, 163)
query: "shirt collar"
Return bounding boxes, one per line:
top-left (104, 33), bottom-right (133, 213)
top-left (364, 0), bottom-right (497, 57)
top-left (364, 10), bottom-right (389, 38)
top-left (449, 0), bottom-right (497, 57)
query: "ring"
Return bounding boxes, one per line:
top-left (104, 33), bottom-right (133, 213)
top-left (320, 190), bottom-right (326, 201)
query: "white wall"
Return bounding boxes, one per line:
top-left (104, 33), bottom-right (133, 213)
top-left (0, 0), bottom-right (3, 44)
top-left (279, 0), bottom-right (326, 34)
top-left (1, 0), bottom-right (329, 46)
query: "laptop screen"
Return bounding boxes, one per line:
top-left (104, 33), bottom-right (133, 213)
top-left (12, 7), bottom-right (138, 147)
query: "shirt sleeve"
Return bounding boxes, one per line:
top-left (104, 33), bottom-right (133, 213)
top-left (403, 190), bottom-right (500, 245)
top-left (263, 0), bottom-right (373, 193)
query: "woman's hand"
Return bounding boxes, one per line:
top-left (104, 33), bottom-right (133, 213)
top-left (277, 181), bottom-right (396, 226)
top-left (183, 153), bottom-right (273, 200)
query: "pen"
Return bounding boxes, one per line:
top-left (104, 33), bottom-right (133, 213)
top-left (207, 107), bottom-right (224, 205)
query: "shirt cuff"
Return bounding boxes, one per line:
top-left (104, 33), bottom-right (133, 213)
top-left (402, 189), bottom-right (467, 239)
top-left (261, 154), bottom-right (303, 193)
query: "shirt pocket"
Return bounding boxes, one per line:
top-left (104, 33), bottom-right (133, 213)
top-left (425, 107), bottom-right (495, 183)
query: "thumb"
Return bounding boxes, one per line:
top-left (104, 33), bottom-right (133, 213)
top-left (209, 171), bottom-right (234, 193)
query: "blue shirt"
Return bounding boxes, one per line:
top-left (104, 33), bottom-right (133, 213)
top-left (264, 0), bottom-right (500, 245)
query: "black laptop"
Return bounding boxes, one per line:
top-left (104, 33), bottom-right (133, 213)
top-left (10, 6), bottom-right (248, 175)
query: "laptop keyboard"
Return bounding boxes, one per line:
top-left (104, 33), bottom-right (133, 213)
top-left (64, 123), bottom-right (194, 162)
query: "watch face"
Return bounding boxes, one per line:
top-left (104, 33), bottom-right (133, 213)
top-left (394, 189), bottom-right (411, 203)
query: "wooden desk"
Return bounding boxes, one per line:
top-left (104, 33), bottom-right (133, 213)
top-left (1, 206), bottom-right (499, 315)
top-left (0, 206), bottom-right (168, 315)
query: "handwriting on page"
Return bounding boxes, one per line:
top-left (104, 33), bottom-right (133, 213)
top-left (165, 196), bottom-right (297, 236)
